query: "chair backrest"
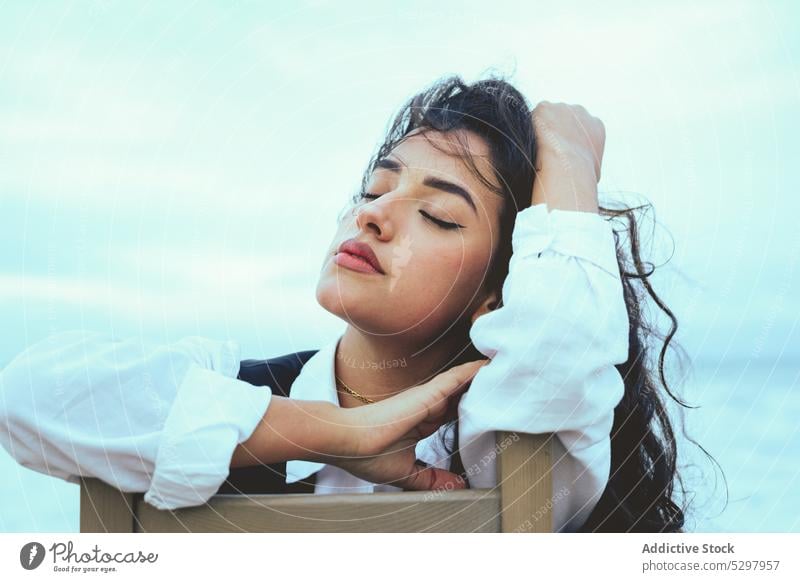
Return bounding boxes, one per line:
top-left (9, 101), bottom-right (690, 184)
top-left (80, 431), bottom-right (554, 533)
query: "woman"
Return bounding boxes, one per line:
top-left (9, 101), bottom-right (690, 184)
top-left (0, 74), bottom-right (687, 532)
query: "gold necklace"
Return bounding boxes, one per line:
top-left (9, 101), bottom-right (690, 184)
top-left (335, 376), bottom-right (375, 404)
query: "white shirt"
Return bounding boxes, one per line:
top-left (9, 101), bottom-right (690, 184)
top-left (0, 203), bottom-right (628, 532)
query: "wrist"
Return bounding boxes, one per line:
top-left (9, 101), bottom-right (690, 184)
top-left (299, 400), bottom-right (352, 463)
top-left (538, 147), bottom-right (596, 179)
top-left (533, 150), bottom-right (599, 212)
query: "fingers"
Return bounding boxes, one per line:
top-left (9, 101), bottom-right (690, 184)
top-left (595, 121), bottom-right (606, 181)
top-left (400, 390), bottom-right (461, 440)
top-left (409, 359), bottom-right (489, 424)
top-left (398, 463), bottom-right (467, 492)
top-left (349, 359), bottom-right (490, 456)
top-left (427, 358), bottom-right (489, 399)
top-left (403, 418), bottom-right (442, 441)
top-left (531, 102), bottom-right (605, 147)
top-left (530, 101), bottom-right (605, 191)
top-left (389, 358), bottom-right (488, 425)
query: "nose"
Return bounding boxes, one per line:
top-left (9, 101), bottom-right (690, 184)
top-left (353, 195), bottom-right (396, 240)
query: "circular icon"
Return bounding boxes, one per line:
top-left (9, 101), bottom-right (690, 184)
top-left (20, 542), bottom-right (46, 570)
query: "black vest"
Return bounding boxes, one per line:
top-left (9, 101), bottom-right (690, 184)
top-left (214, 349), bottom-right (320, 496)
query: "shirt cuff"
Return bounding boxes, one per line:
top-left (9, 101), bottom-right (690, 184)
top-left (511, 203), bottom-right (620, 277)
top-left (285, 458), bottom-right (325, 484)
top-left (144, 364), bottom-right (272, 510)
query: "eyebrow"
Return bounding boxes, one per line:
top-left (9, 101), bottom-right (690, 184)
top-left (374, 156), bottom-right (478, 215)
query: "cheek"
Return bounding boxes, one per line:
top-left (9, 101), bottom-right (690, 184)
top-left (389, 242), bottom-right (489, 315)
top-left (441, 244), bottom-right (492, 304)
top-left (314, 226), bottom-right (493, 334)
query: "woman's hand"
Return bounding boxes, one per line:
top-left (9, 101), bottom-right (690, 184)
top-left (323, 359), bottom-right (489, 491)
top-left (531, 101), bottom-right (605, 213)
top-left (232, 359), bottom-right (488, 491)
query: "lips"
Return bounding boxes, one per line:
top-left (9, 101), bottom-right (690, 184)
top-left (336, 239), bottom-right (385, 274)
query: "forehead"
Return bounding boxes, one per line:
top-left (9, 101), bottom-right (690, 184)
top-left (383, 129), bottom-right (502, 207)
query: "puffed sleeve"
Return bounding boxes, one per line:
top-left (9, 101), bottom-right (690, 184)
top-left (457, 203), bottom-right (629, 532)
top-left (0, 331), bottom-right (272, 510)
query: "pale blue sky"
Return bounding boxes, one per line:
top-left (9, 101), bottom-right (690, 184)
top-left (1, 0), bottom-right (798, 531)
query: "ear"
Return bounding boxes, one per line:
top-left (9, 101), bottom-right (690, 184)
top-left (470, 289), bottom-right (501, 326)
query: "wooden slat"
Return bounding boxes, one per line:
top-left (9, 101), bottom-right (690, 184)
top-left (497, 431), bottom-right (553, 533)
top-left (78, 431), bottom-right (557, 533)
top-left (79, 478), bottom-right (136, 533)
top-left (135, 489), bottom-right (501, 533)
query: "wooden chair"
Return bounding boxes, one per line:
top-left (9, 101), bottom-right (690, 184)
top-left (79, 432), bottom-right (554, 533)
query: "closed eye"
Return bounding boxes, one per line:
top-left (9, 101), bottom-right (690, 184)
top-left (353, 191), bottom-right (463, 230)
top-left (418, 209), bottom-right (462, 230)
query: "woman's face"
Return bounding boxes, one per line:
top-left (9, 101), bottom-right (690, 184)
top-left (316, 129), bottom-right (503, 341)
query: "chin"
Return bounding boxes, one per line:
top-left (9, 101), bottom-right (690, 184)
top-left (316, 281), bottom-right (366, 320)
top-left (315, 284), bottom-right (403, 334)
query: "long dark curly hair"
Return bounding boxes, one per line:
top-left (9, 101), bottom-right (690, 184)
top-left (355, 73), bottom-right (725, 532)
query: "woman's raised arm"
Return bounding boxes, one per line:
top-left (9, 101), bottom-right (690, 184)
top-left (456, 103), bottom-right (629, 532)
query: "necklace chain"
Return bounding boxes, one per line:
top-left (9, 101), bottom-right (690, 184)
top-left (335, 376), bottom-right (375, 404)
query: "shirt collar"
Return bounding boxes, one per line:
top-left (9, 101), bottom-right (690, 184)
top-left (285, 334), bottom-right (449, 485)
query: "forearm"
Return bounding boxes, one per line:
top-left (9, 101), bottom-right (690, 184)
top-left (229, 396), bottom-right (346, 468)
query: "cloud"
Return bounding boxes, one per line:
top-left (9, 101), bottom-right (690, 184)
top-left (0, 271), bottom-right (320, 327)
top-left (111, 244), bottom-right (323, 290)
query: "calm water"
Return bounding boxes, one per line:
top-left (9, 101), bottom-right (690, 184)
top-left (677, 361), bottom-right (800, 533)
top-left (1, 362), bottom-right (797, 533)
